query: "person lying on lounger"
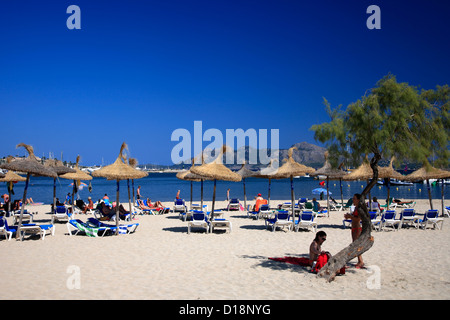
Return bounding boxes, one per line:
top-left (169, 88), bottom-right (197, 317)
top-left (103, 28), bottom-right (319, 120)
top-left (97, 202), bottom-right (129, 221)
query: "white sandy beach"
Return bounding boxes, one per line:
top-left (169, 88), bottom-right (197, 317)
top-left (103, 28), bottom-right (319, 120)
top-left (1, 198), bottom-right (449, 300)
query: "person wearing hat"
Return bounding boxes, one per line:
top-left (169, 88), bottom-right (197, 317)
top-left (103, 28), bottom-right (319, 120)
top-left (253, 193), bottom-right (266, 212)
top-left (82, 196), bottom-right (94, 214)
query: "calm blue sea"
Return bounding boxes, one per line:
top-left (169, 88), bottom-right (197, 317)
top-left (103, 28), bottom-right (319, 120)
top-left (2, 173), bottom-right (448, 205)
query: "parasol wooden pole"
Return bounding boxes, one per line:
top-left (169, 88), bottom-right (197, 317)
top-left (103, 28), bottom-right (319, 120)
top-left (71, 180), bottom-right (76, 215)
top-left (16, 173), bottom-right (30, 240)
top-left (441, 179), bottom-right (445, 217)
top-left (290, 176), bottom-right (295, 224)
top-left (127, 179), bottom-right (132, 216)
top-left (132, 179), bottom-right (136, 206)
top-left (201, 179), bottom-right (204, 210)
top-left (116, 179), bottom-right (120, 235)
top-left (326, 177), bottom-right (330, 217)
top-left (210, 179), bottom-right (217, 223)
top-left (268, 178), bottom-right (271, 207)
top-left (243, 178), bottom-right (247, 210)
top-left (426, 179), bottom-right (433, 210)
top-left (190, 181), bottom-right (193, 207)
top-left (52, 178), bottom-right (57, 214)
top-left (7, 182), bottom-right (12, 213)
top-left (339, 178), bottom-right (344, 210)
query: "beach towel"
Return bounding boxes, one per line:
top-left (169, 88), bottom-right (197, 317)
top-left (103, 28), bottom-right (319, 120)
top-left (269, 256), bottom-right (311, 267)
top-left (255, 199), bottom-right (268, 212)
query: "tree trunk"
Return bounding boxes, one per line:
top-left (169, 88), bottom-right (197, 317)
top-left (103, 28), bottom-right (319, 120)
top-left (318, 154), bottom-right (380, 282)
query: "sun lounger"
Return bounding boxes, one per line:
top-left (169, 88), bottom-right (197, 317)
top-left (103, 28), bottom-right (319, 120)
top-left (173, 199), bottom-right (187, 213)
top-left (87, 218), bottom-right (139, 234)
top-left (266, 210), bottom-right (292, 232)
top-left (419, 210), bottom-right (444, 230)
top-left (17, 224), bottom-right (55, 240)
top-left (294, 210), bottom-right (317, 232)
top-left (227, 198), bottom-right (241, 211)
top-left (444, 206), bottom-right (450, 218)
top-left (187, 211), bottom-right (210, 234)
top-left (0, 216), bottom-right (18, 240)
top-left (66, 219), bottom-right (112, 237)
top-left (12, 209), bottom-right (33, 224)
top-left (210, 218), bottom-right (232, 233)
top-left (399, 208), bottom-right (420, 229)
top-left (1, 216), bottom-right (54, 240)
top-left (52, 206), bottom-right (71, 223)
top-left (369, 211), bottom-right (382, 231)
top-left (381, 210), bottom-right (401, 231)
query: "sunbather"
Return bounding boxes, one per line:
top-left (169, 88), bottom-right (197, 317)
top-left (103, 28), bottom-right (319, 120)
top-left (309, 231), bottom-right (328, 268)
top-left (97, 202), bottom-right (129, 221)
top-left (146, 198), bottom-right (163, 208)
top-left (82, 197), bottom-right (94, 213)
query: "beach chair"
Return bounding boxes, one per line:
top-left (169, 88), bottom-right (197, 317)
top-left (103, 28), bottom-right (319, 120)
top-left (298, 198), bottom-right (308, 206)
top-left (419, 210), bottom-right (444, 230)
top-left (294, 210), bottom-right (317, 232)
top-left (444, 206), bottom-right (450, 218)
top-left (187, 211), bottom-right (210, 234)
top-left (259, 204), bottom-right (272, 220)
top-left (173, 199), bottom-right (187, 213)
top-left (0, 216), bottom-right (17, 240)
top-left (135, 200), bottom-right (157, 215)
top-left (381, 210), bottom-right (401, 231)
top-left (87, 218), bottom-right (139, 234)
top-left (369, 211), bottom-right (382, 231)
top-left (399, 208), bottom-right (419, 229)
top-left (66, 219), bottom-right (112, 237)
top-left (247, 199), bottom-right (268, 220)
top-left (396, 201), bottom-right (416, 209)
top-left (12, 209), bottom-right (33, 224)
top-left (17, 223), bottom-right (55, 241)
top-left (266, 210), bottom-right (292, 232)
top-left (380, 198), bottom-right (397, 210)
top-left (227, 198), bottom-right (241, 211)
top-left (52, 206), bottom-right (71, 223)
top-left (210, 218), bottom-right (232, 233)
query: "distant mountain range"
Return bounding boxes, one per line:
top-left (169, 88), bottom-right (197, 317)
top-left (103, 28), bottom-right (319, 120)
top-left (139, 142), bottom-right (328, 171)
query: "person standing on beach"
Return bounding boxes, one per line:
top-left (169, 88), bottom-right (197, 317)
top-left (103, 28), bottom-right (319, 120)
top-left (176, 190), bottom-right (180, 200)
top-left (227, 189), bottom-right (230, 201)
top-left (344, 193), bottom-right (364, 268)
top-left (137, 186), bottom-right (141, 200)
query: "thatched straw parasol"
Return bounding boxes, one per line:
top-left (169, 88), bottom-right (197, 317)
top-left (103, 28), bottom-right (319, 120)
top-left (92, 142), bottom-right (148, 234)
top-left (404, 162), bottom-right (450, 212)
top-left (236, 161), bottom-right (258, 209)
top-left (0, 143), bottom-right (57, 240)
top-left (273, 147), bottom-right (315, 219)
top-left (311, 152), bottom-right (347, 213)
top-left (0, 161), bottom-right (27, 212)
top-left (190, 145), bottom-right (241, 222)
top-left (256, 147), bottom-right (315, 220)
top-left (176, 159), bottom-right (205, 208)
top-left (44, 158), bottom-right (77, 212)
top-left (59, 156), bottom-right (92, 214)
top-left (376, 157), bottom-right (407, 207)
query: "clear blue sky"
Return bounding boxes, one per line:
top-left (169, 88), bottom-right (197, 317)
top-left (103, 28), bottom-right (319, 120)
top-left (1, 0), bottom-right (449, 165)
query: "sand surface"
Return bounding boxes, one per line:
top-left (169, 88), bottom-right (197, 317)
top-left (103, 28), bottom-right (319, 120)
top-left (1, 198), bottom-right (449, 300)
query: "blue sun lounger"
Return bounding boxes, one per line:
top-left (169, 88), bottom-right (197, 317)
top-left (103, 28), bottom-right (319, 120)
top-left (87, 218), bottom-right (139, 234)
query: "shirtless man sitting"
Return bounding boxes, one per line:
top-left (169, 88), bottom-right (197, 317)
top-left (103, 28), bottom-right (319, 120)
top-left (309, 231), bottom-right (327, 267)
